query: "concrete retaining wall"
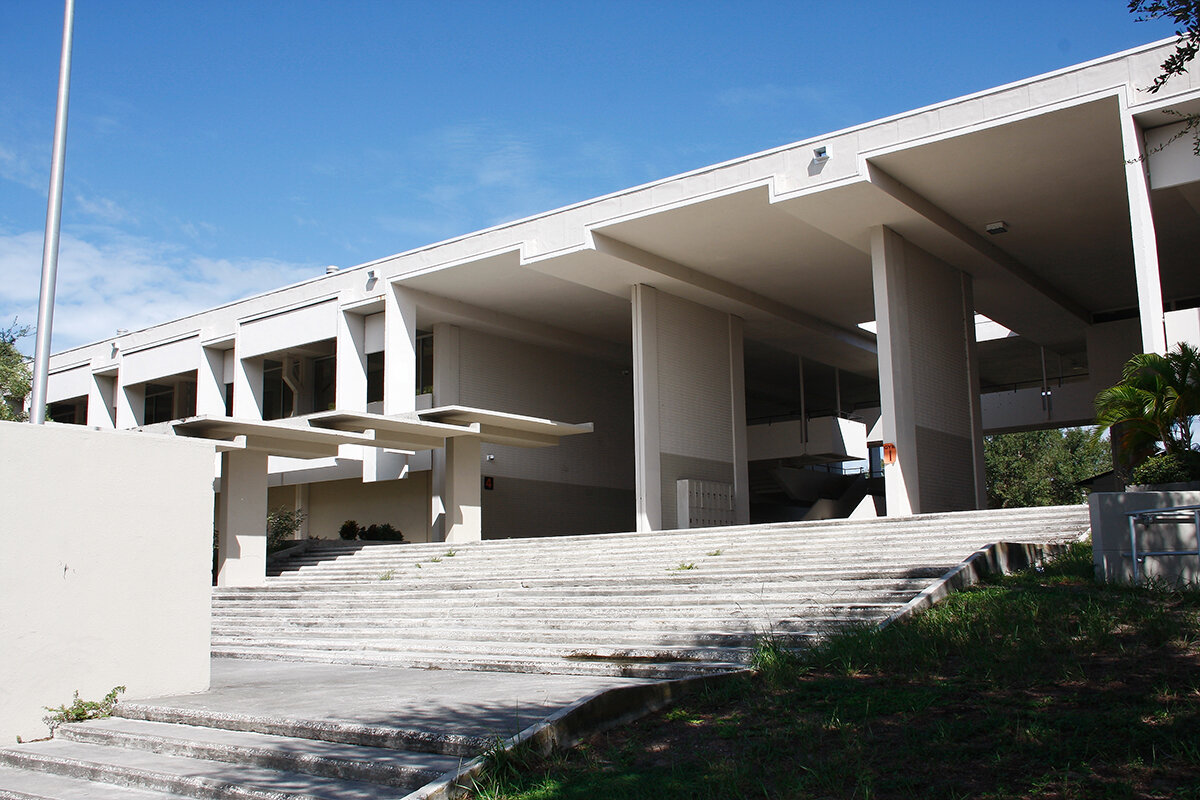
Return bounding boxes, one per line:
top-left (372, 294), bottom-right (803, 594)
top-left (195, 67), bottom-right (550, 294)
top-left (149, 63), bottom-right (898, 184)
top-left (1090, 490), bottom-right (1200, 585)
top-left (0, 422), bottom-right (215, 742)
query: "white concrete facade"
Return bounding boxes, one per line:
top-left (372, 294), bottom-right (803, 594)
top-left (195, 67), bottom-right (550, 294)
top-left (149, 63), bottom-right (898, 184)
top-left (0, 422), bottom-right (214, 741)
top-left (42, 38), bottom-right (1200, 546)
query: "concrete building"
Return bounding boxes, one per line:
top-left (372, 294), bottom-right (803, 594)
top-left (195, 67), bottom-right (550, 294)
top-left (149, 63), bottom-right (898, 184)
top-left (42, 39), bottom-right (1200, 580)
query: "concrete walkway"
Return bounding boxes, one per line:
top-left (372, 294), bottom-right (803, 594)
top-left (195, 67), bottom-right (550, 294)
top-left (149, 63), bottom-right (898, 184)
top-left (136, 658), bottom-right (650, 742)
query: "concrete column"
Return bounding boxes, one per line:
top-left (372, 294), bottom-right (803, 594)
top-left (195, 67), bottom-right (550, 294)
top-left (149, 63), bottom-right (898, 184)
top-left (430, 323), bottom-right (461, 541)
top-left (336, 309), bottom-right (368, 412)
top-left (232, 349), bottom-right (264, 420)
top-left (631, 285), bottom-right (662, 531)
top-left (215, 448), bottom-right (269, 587)
top-left (630, 285), bottom-right (746, 530)
top-left (86, 373), bottom-right (116, 428)
top-left (443, 436), bottom-right (482, 543)
top-left (871, 226), bottom-right (984, 516)
top-left (1120, 108), bottom-right (1168, 355)
top-left (384, 285), bottom-right (417, 415)
top-left (115, 380), bottom-right (144, 429)
top-left (729, 315), bottom-right (750, 525)
top-left (197, 347), bottom-right (227, 416)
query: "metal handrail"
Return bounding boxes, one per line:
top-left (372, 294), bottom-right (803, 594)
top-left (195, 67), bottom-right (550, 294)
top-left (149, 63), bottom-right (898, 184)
top-left (1125, 503), bottom-right (1200, 583)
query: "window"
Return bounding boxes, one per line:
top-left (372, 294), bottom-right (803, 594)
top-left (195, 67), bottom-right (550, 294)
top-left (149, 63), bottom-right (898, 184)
top-left (416, 332), bottom-right (433, 395)
top-left (367, 351), bottom-right (384, 404)
top-left (143, 383), bottom-right (175, 424)
top-left (313, 355), bottom-right (336, 412)
top-left (261, 360), bottom-right (292, 420)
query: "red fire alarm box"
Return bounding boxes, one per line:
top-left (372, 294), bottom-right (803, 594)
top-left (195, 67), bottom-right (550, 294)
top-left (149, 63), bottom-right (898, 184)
top-left (483, 476), bottom-right (494, 491)
top-left (882, 443), bottom-right (897, 465)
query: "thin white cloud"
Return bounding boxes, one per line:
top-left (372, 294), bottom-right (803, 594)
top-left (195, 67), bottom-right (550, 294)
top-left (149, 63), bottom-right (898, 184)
top-left (75, 193), bottom-right (137, 225)
top-left (0, 229), bottom-right (317, 353)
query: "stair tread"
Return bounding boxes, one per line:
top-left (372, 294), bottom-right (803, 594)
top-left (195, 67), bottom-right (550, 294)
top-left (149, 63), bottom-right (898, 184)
top-left (0, 739), bottom-right (426, 800)
top-left (0, 764), bottom-right (194, 800)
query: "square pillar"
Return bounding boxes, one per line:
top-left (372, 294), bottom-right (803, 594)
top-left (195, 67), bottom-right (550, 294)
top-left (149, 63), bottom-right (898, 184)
top-left (115, 380), bottom-right (144, 429)
top-left (1120, 107), bottom-right (1167, 355)
top-left (430, 323), bottom-right (461, 541)
top-left (232, 350), bottom-right (264, 420)
top-left (215, 448), bottom-right (269, 587)
top-left (197, 346), bottom-right (228, 416)
top-left (631, 285), bottom-right (747, 531)
top-left (336, 308), bottom-right (368, 412)
top-left (443, 436), bottom-right (482, 543)
top-left (871, 226), bottom-right (984, 516)
top-left (384, 285), bottom-right (418, 415)
top-left (87, 373), bottom-right (116, 428)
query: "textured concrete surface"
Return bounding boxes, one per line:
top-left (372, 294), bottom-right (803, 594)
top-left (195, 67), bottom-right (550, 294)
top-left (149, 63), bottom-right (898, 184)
top-left (135, 658), bottom-right (650, 741)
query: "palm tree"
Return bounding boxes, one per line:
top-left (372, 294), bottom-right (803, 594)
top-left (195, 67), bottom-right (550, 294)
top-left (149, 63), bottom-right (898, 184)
top-left (1095, 342), bottom-right (1200, 457)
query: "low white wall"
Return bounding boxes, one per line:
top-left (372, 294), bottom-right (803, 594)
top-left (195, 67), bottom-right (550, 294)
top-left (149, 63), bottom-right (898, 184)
top-left (0, 422), bottom-right (214, 742)
top-left (1090, 490), bottom-right (1200, 585)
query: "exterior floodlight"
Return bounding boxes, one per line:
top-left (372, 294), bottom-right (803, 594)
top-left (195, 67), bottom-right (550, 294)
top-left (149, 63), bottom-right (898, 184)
top-left (813, 146), bottom-right (829, 160)
top-left (985, 220), bottom-right (1009, 235)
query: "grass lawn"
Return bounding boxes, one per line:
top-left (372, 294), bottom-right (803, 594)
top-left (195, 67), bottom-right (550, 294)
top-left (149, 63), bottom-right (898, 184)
top-left (469, 543), bottom-right (1200, 800)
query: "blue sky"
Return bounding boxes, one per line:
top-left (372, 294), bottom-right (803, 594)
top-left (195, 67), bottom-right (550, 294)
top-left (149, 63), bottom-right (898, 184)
top-left (0, 1), bottom-right (1181, 352)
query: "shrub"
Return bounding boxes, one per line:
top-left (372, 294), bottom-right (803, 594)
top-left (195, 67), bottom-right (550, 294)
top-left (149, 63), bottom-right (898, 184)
top-left (339, 520), bottom-right (361, 540)
top-left (1130, 449), bottom-right (1200, 486)
top-left (266, 507), bottom-right (306, 551)
top-left (43, 686), bottom-right (125, 732)
top-left (360, 522), bottom-right (405, 541)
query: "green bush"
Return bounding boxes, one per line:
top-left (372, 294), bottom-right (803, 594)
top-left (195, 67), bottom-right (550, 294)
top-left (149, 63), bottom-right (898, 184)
top-left (339, 519), bottom-right (361, 540)
top-left (42, 686), bottom-right (125, 732)
top-left (266, 507), bottom-right (306, 551)
top-left (360, 522), bottom-right (405, 542)
top-left (1131, 449), bottom-right (1200, 486)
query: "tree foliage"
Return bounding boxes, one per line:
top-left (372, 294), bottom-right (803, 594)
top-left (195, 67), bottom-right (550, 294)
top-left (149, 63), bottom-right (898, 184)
top-left (1094, 342), bottom-right (1200, 456)
top-left (0, 320), bottom-right (32, 422)
top-left (1130, 1), bottom-right (1200, 93)
top-left (984, 427), bottom-right (1111, 508)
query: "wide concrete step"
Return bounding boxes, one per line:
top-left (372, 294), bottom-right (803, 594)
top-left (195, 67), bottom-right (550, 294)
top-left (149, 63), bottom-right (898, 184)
top-left (265, 508), bottom-right (1087, 573)
top-left (113, 704), bottom-right (485, 758)
top-left (0, 763), bottom-right (197, 799)
top-left (53, 718), bottom-right (455, 791)
top-left (0, 739), bottom-right (417, 800)
top-left (212, 584), bottom-right (926, 611)
top-left (210, 648), bottom-right (742, 679)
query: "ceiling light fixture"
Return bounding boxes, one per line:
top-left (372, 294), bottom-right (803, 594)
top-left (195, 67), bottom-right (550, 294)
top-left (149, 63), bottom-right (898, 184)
top-left (985, 220), bottom-right (1009, 235)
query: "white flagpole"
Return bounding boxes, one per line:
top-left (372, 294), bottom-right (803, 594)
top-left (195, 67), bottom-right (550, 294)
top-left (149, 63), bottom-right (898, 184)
top-left (30, 0), bottom-right (76, 424)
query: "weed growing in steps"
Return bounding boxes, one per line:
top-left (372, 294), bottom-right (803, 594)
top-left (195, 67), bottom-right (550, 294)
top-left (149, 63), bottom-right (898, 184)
top-left (42, 686), bottom-right (125, 733)
top-left (670, 562), bottom-right (697, 571)
top-left (706, 549), bottom-right (722, 557)
top-left (379, 569), bottom-right (395, 581)
top-left (466, 541), bottom-right (1200, 799)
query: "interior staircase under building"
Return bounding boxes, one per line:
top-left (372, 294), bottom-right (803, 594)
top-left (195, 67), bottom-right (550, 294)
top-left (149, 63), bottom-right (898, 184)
top-left (0, 505), bottom-right (1090, 800)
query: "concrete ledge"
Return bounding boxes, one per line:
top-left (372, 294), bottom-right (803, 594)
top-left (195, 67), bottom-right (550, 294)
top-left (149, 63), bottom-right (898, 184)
top-left (410, 670), bottom-right (747, 800)
top-left (878, 538), bottom-right (1081, 629)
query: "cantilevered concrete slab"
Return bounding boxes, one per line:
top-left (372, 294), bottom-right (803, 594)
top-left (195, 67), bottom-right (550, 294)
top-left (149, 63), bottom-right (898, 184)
top-left (417, 405), bottom-right (594, 448)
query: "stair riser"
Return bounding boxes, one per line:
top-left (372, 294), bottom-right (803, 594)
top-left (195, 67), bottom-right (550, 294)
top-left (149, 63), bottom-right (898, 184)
top-left (113, 706), bottom-right (485, 758)
top-left (54, 725), bottom-right (437, 790)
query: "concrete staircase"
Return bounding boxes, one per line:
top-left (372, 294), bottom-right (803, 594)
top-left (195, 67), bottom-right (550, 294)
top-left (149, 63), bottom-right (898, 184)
top-left (0, 701), bottom-right (466, 800)
top-left (0, 506), bottom-right (1088, 799)
top-left (215, 505), bottom-right (1090, 679)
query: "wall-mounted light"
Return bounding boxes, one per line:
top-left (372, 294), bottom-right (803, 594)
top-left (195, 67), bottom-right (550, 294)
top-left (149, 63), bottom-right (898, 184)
top-left (485, 453), bottom-right (495, 462)
top-left (365, 269), bottom-right (378, 289)
top-left (812, 146), bottom-right (829, 161)
top-left (985, 220), bottom-right (1009, 235)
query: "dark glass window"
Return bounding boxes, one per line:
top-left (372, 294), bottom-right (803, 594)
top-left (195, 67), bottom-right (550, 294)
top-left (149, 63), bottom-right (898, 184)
top-left (367, 351), bottom-right (384, 404)
top-left (143, 383), bottom-right (175, 424)
top-left (313, 355), bottom-right (336, 412)
top-left (262, 360), bottom-right (292, 420)
top-left (416, 333), bottom-right (434, 395)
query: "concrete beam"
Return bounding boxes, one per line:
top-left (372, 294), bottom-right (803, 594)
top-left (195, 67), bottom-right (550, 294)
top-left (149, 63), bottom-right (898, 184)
top-left (593, 231), bottom-right (876, 355)
top-left (864, 161), bottom-right (1092, 324)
